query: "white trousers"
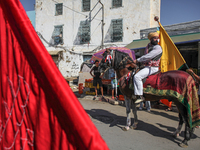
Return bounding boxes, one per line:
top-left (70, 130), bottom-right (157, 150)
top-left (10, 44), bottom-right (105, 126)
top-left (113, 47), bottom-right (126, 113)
top-left (133, 67), bottom-right (159, 95)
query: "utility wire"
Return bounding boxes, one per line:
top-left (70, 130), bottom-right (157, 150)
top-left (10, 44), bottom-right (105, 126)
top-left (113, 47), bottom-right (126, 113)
top-left (37, 31), bottom-right (83, 54)
top-left (89, 21), bottom-right (101, 43)
top-left (52, 0), bottom-right (101, 21)
top-left (52, 0), bottom-right (87, 17)
top-left (36, 31), bottom-right (117, 54)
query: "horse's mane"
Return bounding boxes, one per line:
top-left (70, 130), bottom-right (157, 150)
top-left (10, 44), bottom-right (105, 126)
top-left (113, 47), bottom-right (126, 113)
top-left (113, 50), bottom-right (133, 69)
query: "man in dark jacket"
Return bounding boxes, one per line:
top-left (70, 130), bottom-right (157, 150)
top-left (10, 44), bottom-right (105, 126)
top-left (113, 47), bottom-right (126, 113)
top-left (90, 60), bottom-right (104, 100)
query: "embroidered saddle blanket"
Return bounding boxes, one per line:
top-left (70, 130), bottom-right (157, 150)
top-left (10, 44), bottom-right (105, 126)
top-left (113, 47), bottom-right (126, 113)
top-left (119, 70), bottom-right (200, 128)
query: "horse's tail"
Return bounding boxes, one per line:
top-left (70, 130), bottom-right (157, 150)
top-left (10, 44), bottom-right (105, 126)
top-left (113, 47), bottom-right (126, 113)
top-left (184, 75), bottom-right (200, 128)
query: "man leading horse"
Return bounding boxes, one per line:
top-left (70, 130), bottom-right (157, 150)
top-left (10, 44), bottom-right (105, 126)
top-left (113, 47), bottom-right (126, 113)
top-left (133, 32), bottom-right (163, 102)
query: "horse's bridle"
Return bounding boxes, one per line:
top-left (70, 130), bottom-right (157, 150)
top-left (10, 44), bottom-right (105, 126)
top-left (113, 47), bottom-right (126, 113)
top-left (114, 51), bottom-right (137, 71)
top-left (102, 50), bottom-right (114, 74)
top-left (101, 50), bottom-right (139, 74)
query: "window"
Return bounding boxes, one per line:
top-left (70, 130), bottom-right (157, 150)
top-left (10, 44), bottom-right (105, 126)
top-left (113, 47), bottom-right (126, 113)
top-left (79, 21), bottom-right (90, 44)
top-left (83, 55), bottom-right (92, 62)
top-left (112, 0), bottom-right (122, 8)
top-left (55, 3), bottom-right (63, 15)
top-left (82, 0), bottom-right (90, 12)
top-left (111, 19), bottom-right (123, 42)
top-left (53, 25), bottom-right (63, 45)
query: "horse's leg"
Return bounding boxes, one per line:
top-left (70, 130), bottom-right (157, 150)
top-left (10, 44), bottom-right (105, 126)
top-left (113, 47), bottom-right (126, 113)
top-left (179, 118), bottom-right (195, 148)
top-left (130, 101), bottom-right (138, 129)
top-left (122, 96), bottom-right (131, 131)
top-left (176, 103), bottom-right (195, 148)
top-left (179, 122), bottom-right (191, 148)
top-left (172, 113), bottom-right (184, 138)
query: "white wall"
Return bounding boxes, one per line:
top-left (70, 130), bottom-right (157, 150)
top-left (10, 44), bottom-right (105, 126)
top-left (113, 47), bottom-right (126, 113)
top-left (35, 0), bottom-right (160, 77)
top-left (59, 51), bottom-right (83, 77)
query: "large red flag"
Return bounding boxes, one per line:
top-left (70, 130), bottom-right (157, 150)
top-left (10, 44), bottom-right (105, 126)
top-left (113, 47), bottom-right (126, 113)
top-left (0, 0), bottom-right (109, 150)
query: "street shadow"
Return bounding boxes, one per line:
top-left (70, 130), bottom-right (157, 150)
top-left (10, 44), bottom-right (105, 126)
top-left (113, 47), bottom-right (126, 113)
top-left (149, 109), bottom-right (179, 122)
top-left (85, 108), bottom-right (192, 145)
top-left (85, 108), bottom-right (126, 125)
top-left (156, 123), bottom-right (176, 132)
top-left (74, 92), bottom-right (115, 99)
top-left (156, 123), bottom-right (199, 139)
top-left (134, 120), bottom-right (182, 144)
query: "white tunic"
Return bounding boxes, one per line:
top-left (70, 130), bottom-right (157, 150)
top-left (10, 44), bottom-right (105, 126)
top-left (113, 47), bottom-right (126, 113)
top-left (133, 44), bottom-right (163, 95)
top-left (137, 45), bottom-right (162, 63)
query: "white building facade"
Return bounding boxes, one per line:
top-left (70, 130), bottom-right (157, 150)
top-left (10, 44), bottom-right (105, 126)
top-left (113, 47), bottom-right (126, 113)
top-left (35, 0), bottom-right (160, 77)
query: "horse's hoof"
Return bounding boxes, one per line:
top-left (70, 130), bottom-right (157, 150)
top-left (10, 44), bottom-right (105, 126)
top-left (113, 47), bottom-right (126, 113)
top-left (122, 126), bottom-right (129, 131)
top-left (172, 133), bottom-right (179, 138)
top-left (179, 142), bottom-right (188, 148)
top-left (130, 125), bottom-right (137, 130)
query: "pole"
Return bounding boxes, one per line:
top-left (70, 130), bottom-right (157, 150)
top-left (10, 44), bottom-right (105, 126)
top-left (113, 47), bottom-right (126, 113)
top-left (98, 0), bottom-right (104, 49)
top-left (154, 16), bottom-right (196, 81)
top-left (115, 71), bottom-right (117, 100)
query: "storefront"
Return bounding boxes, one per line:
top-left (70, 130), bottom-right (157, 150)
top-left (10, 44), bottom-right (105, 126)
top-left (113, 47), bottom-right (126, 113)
top-left (126, 32), bottom-right (200, 74)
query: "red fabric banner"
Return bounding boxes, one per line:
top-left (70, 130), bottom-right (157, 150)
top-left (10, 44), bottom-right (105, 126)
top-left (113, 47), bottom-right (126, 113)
top-left (0, 0), bottom-right (109, 150)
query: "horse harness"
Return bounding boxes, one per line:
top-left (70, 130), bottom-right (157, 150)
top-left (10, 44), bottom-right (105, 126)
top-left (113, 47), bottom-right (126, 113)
top-left (118, 68), bottom-right (160, 90)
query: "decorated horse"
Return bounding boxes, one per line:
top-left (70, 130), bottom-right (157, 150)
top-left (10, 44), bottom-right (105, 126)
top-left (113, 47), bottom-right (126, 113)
top-left (99, 49), bottom-right (200, 148)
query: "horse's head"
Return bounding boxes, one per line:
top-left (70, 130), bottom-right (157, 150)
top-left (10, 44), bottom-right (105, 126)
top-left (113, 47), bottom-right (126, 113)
top-left (99, 49), bottom-right (113, 73)
top-left (99, 49), bottom-right (138, 74)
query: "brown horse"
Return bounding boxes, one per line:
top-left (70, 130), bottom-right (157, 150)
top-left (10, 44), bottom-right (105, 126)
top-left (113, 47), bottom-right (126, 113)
top-left (99, 50), bottom-right (200, 148)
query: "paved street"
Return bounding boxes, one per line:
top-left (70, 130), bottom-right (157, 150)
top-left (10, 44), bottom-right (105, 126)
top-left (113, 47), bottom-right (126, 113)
top-left (78, 95), bottom-right (200, 150)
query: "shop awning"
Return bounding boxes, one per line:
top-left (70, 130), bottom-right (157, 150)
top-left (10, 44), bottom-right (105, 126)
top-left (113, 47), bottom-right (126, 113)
top-left (126, 32), bottom-right (200, 50)
top-left (48, 50), bottom-right (63, 55)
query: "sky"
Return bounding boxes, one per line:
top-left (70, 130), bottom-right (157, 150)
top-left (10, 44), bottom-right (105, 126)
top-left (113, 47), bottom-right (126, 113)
top-left (20, 0), bottom-right (200, 26)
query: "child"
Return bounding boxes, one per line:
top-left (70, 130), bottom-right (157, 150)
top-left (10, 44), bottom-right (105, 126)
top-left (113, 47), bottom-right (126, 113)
top-left (110, 69), bottom-right (117, 99)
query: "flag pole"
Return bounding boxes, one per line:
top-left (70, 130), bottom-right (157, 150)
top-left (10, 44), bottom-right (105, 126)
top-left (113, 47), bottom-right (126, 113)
top-left (154, 16), bottom-right (187, 66)
top-left (154, 16), bottom-right (196, 81)
top-left (154, 16), bottom-right (189, 67)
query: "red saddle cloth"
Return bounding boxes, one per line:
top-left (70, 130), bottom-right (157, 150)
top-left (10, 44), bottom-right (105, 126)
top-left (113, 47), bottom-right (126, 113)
top-left (144, 70), bottom-right (189, 93)
top-left (143, 70), bottom-right (200, 128)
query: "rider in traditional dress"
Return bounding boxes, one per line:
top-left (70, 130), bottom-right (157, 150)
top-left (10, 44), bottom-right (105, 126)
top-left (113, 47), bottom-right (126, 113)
top-left (133, 32), bottom-right (163, 102)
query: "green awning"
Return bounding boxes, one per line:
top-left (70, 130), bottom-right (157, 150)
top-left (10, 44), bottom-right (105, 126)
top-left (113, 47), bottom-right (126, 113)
top-left (126, 32), bottom-right (200, 50)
